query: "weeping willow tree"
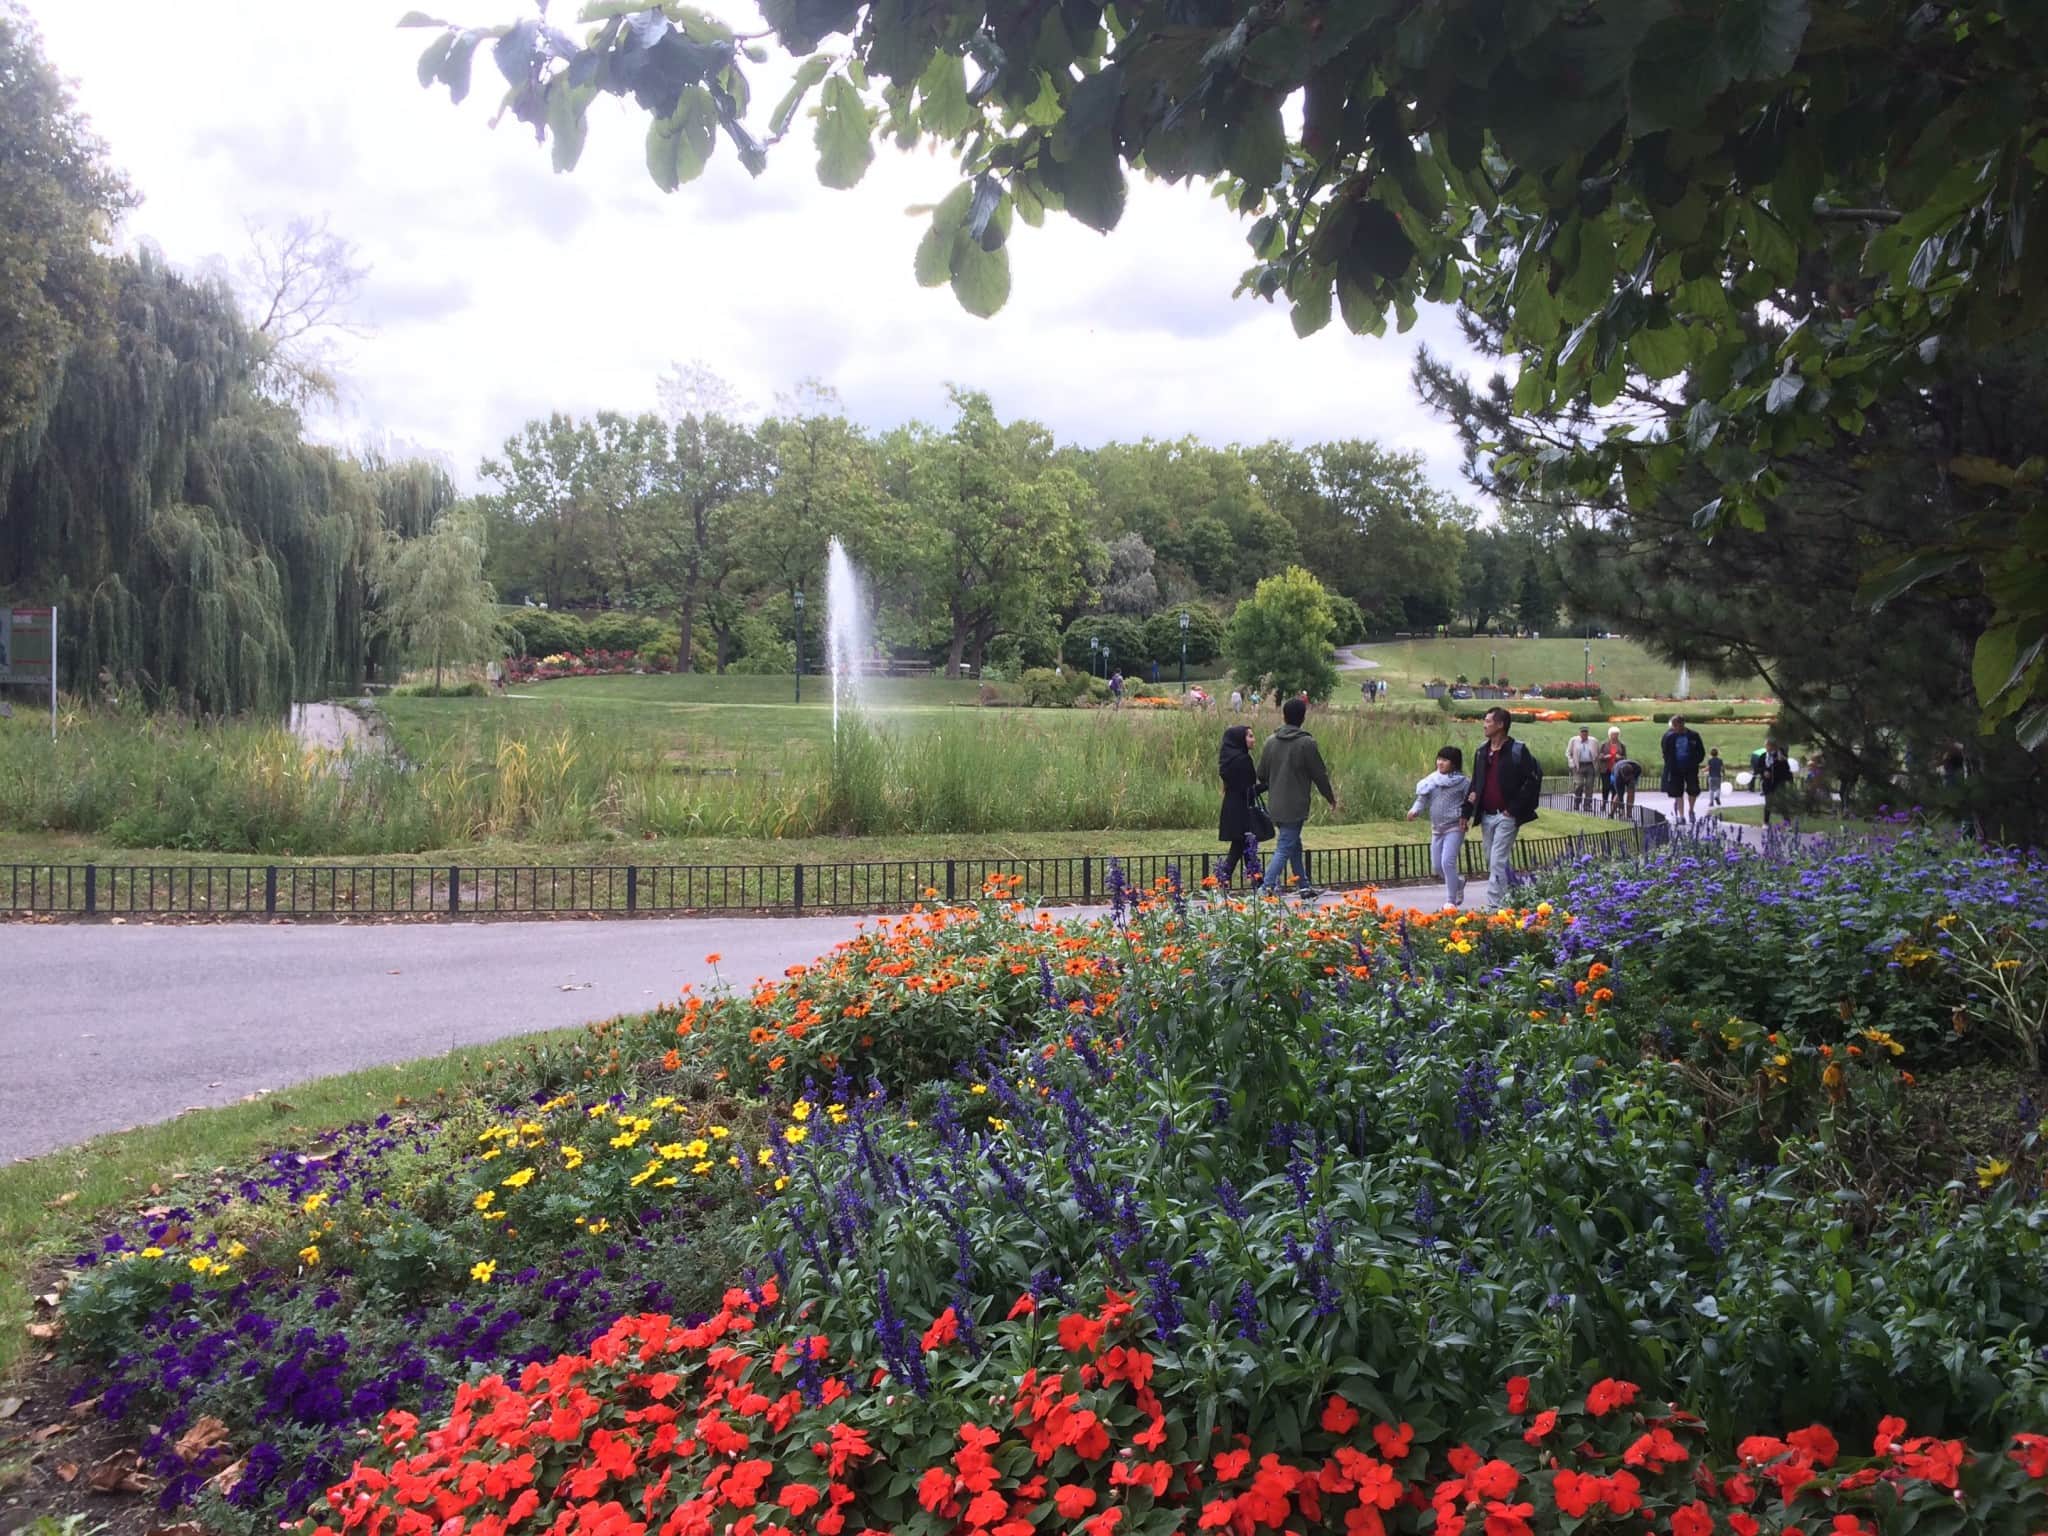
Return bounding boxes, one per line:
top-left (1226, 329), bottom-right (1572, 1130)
top-left (0, 249), bottom-right (455, 715)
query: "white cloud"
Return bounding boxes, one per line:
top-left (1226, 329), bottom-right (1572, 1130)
top-left (27, 0), bottom-right (1488, 498)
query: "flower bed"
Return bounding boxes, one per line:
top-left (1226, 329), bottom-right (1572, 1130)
top-left (506, 649), bottom-right (665, 683)
top-left (46, 837), bottom-right (2048, 1533)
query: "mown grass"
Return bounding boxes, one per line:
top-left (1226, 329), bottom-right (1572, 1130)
top-left (1353, 635), bottom-right (1771, 699)
top-left (0, 1033), bottom-right (586, 1380)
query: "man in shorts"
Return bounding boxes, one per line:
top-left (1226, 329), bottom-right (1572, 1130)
top-left (1659, 714), bottom-right (1706, 823)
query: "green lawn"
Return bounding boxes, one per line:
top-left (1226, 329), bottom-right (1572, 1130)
top-left (1349, 636), bottom-right (1772, 701)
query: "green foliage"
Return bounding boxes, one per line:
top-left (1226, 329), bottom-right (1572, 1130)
top-left (1143, 603), bottom-right (1226, 668)
top-left (581, 612), bottom-right (663, 653)
top-left (501, 607), bottom-right (587, 658)
top-left (1062, 614), bottom-right (1145, 675)
top-left (1227, 566), bottom-right (1340, 701)
top-left (1009, 667), bottom-right (1105, 709)
top-left (411, 0), bottom-right (2048, 742)
top-left (1323, 592), bottom-right (1367, 645)
top-left (375, 507), bottom-right (507, 692)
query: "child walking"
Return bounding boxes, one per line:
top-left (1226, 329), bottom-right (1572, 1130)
top-left (1706, 747), bottom-right (1724, 808)
top-left (1406, 744), bottom-right (1471, 906)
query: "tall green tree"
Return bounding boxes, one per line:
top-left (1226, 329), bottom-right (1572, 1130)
top-left (480, 414), bottom-right (603, 609)
top-left (410, 0), bottom-right (2048, 739)
top-left (0, 3), bottom-right (132, 446)
top-left (1226, 566), bottom-right (1339, 702)
top-left (636, 407), bottom-right (767, 673)
top-left (375, 506), bottom-right (505, 694)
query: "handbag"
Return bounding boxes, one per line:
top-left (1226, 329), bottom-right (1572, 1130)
top-left (1249, 792), bottom-right (1277, 843)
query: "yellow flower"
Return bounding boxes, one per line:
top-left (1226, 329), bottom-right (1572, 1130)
top-left (630, 1160), bottom-right (663, 1187)
top-left (1977, 1157), bottom-right (2012, 1189)
top-left (726, 1155), bottom-right (741, 1169)
top-left (479, 1148), bottom-right (503, 1161)
top-left (610, 1131), bottom-right (640, 1149)
top-left (783, 1125), bottom-right (808, 1145)
top-left (827, 1104), bottom-right (848, 1126)
top-left (188, 1255), bottom-right (213, 1273)
top-left (692, 1160), bottom-right (715, 1175)
top-left (473, 1191), bottom-right (497, 1211)
top-left (655, 1176), bottom-right (678, 1187)
top-left (226, 1241), bottom-right (247, 1260)
top-left (773, 1175), bottom-right (790, 1192)
top-left (683, 1139), bottom-right (709, 1160)
top-left (470, 1259), bottom-right (497, 1283)
top-left (561, 1145), bottom-right (585, 1168)
top-left (707, 1125), bottom-right (730, 1140)
top-left (757, 1147), bottom-right (776, 1167)
top-left (969, 1084), bottom-right (989, 1095)
top-left (481, 1210), bottom-right (508, 1221)
top-left (140, 1246), bottom-right (166, 1259)
top-left (1535, 902), bottom-right (1554, 917)
top-left (587, 1104), bottom-right (609, 1119)
top-left (650, 1095), bottom-right (676, 1110)
top-left (987, 1117), bottom-right (1008, 1132)
top-left (631, 1116), bottom-right (654, 1133)
top-left (518, 1121), bottom-right (544, 1136)
top-left (502, 1168), bottom-right (535, 1188)
top-left (303, 1192), bottom-right (328, 1213)
top-left (299, 1244), bottom-right (321, 1267)
top-left (657, 1142), bottom-right (687, 1160)
top-left (791, 1100), bottom-right (812, 1123)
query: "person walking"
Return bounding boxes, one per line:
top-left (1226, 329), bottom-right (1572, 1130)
top-left (1109, 669), bottom-right (1124, 708)
top-left (1215, 725), bottom-right (1266, 890)
top-left (1759, 740), bottom-right (1794, 824)
top-left (1659, 714), bottom-right (1706, 823)
top-left (1463, 706), bottom-right (1543, 907)
top-left (1407, 744), bottom-right (1471, 906)
top-left (1610, 753), bottom-right (1641, 818)
top-left (1599, 726), bottom-right (1626, 814)
top-left (1565, 725), bottom-right (1599, 812)
top-left (1706, 747), bottom-right (1725, 808)
top-left (1257, 696), bottom-right (1340, 898)
top-left (1230, 687), bottom-right (1243, 712)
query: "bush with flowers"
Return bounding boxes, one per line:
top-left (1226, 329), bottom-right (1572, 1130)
top-left (505, 649), bottom-right (667, 683)
top-left (46, 837), bottom-right (2048, 1533)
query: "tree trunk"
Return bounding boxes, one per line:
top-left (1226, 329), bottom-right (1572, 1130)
top-left (714, 628), bottom-right (730, 673)
top-left (945, 622), bottom-right (968, 678)
top-left (433, 645), bottom-right (444, 694)
top-left (678, 592), bottom-right (696, 673)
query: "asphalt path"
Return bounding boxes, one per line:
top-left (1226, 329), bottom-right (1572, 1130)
top-left (0, 915), bottom-right (869, 1164)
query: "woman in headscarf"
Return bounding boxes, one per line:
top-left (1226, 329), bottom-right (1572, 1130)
top-left (1216, 724), bottom-right (1266, 889)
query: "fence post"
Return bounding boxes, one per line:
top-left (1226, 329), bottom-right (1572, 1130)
top-left (448, 865), bottom-right (461, 915)
top-left (946, 858), bottom-right (957, 903)
top-left (84, 864), bottom-right (97, 916)
top-left (626, 864), bottom-right (638, 914)
top-left (264, 865), bottom-right (278, 916)
top-left (1082, 857), bottom-right (1092, 903)
top-left (793, 863), bottom-right (804, 914)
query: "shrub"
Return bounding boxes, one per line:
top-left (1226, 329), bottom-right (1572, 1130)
top-left (1142, 604), bottom-right (1227, 669)
top-left (1012, 668), bottom-right (1104, 708)
top-left (501, 608), bottom-right (587, 658)
top-left (1064, 615), bottom-right (1147, 676)
top-left (583, 612), bottom-right (665, 653)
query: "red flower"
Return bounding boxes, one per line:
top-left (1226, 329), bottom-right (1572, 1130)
top-left (1212, 1450), bottom-right (1251, 1483)
top-left (1082, 1509), bottom-right (1123, 1536)
top-left (1007, 1293), bottom-right (1038, 1319)
top-left (1671, 1499), bottom-right (1714, 1536)
top-left (1483, 1501), bottom-right (1535, 1536)
top-left (1054, 1486), bottom-right (1097, 1519)
top-left (921, 1308), bottom-right (960, 1352)
top-left (1322, 1396), bottom-right (1361, 1435)
top-left (2011, 1432), bottom-right (2048, 1478)
top-left (1372, 1423), bottom-right (1414, 1461)
top-left (1551, 1471), bottom-right (1600, 1518)
top-left (1787, 1425), bottom-right (1839, 1468)
top-left (1586, 1378), bottom-right (1640, 1417)
top-left (1873, 1416), bottom-right (1908, 1456)
top-left (963, 1490), bottom-right (1008, 1527)
top-left (1057, 1315), bottom-right (1107, 1353)
top-left (1468, 1461), bottom-right (1519, 1502)
top-left (1622, 1428), bottom-right (1688, 1471)
top-left (1521, 1411), bottom-right (1556, 1445)
top-left (1600, 1471), bottom-right (1644, 1517)
top-left (917, 1467), bottom-right (957, 1516)
top-left (778, 1485), bottom-right (822, 1516)
top-left (1505, 1377), bottom-right (1530, 1415)
top-left (1729, 1517), bottom-right (1760, 1536)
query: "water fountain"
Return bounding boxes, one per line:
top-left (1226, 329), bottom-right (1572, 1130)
top-left (824, 537), bottom-right (872, 736)
top-left (1675, 662), bottom-right (1691, 701)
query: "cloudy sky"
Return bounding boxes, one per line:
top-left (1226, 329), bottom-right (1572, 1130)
top-left (28, 2), bottom-right (1487, 495)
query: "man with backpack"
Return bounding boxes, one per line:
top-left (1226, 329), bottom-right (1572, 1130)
top-left (1257, 695), bottom-right (1340, 898)
top-left (1463, 706), bottom-right (1543, 908)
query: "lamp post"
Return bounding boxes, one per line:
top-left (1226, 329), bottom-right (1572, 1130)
top-left (1490, 647), bottom-right (1497, 688)
top-left (1178, 609), bottom-right (1190, 694)
top-left (1584, 624), bottom-right (1592, 690)
top-left (1089, 636), bottom-right (1100, 678)
top-left (793, 585), bottom-right (805, 704)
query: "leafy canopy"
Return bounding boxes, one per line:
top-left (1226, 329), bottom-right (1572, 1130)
top-left (1226, 564), bottom-right (1338, 701)
top-left (405, 0), bottom-right (2048, 741)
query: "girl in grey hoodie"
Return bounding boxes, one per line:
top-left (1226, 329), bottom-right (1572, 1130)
top-left (1406, 745), bottom-right (1471, 906)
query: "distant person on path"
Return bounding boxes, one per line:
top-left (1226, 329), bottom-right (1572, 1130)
top-left (1149, 660), bottom-right (1160, 686)
top-left (1215, 725), bottom-right (1266, 890)
top-left (1257, 696), bottom-right (1340, 898)
top-left (1565, 726), bottom-right (1599, 812)
top-left (1759, 740), bottom-right (1795, 824)
top-left (1707, 747), bottom-right (1725, 807)
top-left (1609, 754), bottom-right (1641, 819)
top-left (1463, 706), bottom-right (1543, 907)
top-left (1407, 743), bottom-right (1470, 907)
top-left (1599, 726), bottom-right (1627, 814)
top-left (1109, 670), bottom-right (1124, 707)
top-left (1659, 714), bottom-right (1706, 823)
top-left (1230, 687), bottom-right (1243, 712)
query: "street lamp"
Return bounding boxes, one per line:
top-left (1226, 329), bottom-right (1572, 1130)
top-left (1584, 624), bottom-right (1592, 690)
top-left (1178, 609), bottom-right (1190, 694)
top-left (1489, 647), bottom-right (1497, 688)
top-left (793, 585), bottom-right (805, 704)
top-left (1089, 635), bottom-right (1100, 677)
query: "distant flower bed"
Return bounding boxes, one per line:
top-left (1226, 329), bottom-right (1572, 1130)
top-left (1533, 680), bottom-right (1602, 700)
top-left (505, 648), bottom-right (666, 682)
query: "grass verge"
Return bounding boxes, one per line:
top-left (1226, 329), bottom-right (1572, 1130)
top-left (0, 1032), bottom-right (579, 1380)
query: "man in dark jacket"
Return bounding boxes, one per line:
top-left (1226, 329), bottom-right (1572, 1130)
top-left (1659, 715), bottom-right (1707, 824)
top-left (1462, 706), bottom-right (1542, 908)
top-left (1257, 696), bottom-right (1340, 897)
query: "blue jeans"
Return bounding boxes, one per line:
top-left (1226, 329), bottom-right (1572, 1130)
top-left (1272, 820), bottom-right (1309, 889)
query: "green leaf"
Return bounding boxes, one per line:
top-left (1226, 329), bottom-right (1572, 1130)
top-left (1714, 0), bottom-right (1811, 82)
top-left (1628, 323), bottom-right (1692, 380)
top-left (1974, 622), bottom-right (2021, 708)
top-left (769, 56), bottom-right (832, 138)
top-left (1742, 200), bottom-right (1798, 284)
top-left (2014, 700), bottom-right (2048, 753)
top-left (547, 80), bottom-right (592, 173)
top-left (1225, 100), bottom-right (1286, 194)
top-left (1859, 550), bottom-right (1971, 611)
top-left (1336, 277), bottom-right (1383, 335)
top-left (1046, 144), bottom-right (1126, 233)
top-left (917, 51), bottom-right (973, 140)
top-left (1764, 371), bottom-right (1804, 414)
top-left (417, 33), bottom-right (455, 88)
top-left (914, 223), bottom-right (953, 288)
top-left (645, 88), bottom-right (718, 192)
top-left (1290, 274), bottom-right (1334, 338)
top-left (577, 0), bottom-right (654, 18)
top-left (949, 237), bottom-right (1011, 318)
top-left (815, 76), bottom-right (876, 189)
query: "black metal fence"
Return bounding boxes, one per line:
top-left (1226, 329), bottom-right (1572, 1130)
top-left (1, 820), bottom-right (1648, 921)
